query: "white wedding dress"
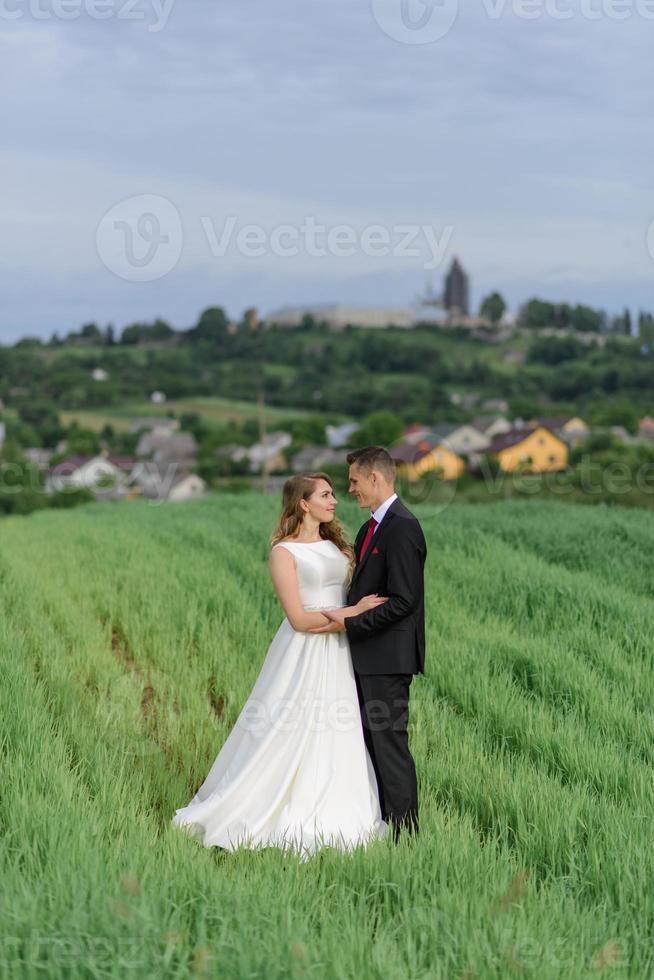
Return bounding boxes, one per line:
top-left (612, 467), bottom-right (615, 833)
top-left (172, 538), bottom-right (387, 858)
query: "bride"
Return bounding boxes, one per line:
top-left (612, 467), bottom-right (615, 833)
top-left (172, 472), bottom-right (389, 857)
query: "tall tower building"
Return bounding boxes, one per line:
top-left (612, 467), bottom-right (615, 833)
top-left (443, 258), bottom-right (470, 318)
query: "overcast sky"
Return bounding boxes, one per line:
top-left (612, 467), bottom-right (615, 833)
top-left (1, 0), bottom-right (653, 341)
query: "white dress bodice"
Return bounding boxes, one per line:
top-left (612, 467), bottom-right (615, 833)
top-left (272, 539), bottom-right (350, 613)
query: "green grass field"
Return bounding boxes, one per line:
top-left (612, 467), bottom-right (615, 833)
top-left (2, 496), bottom-right (653, 978)
top-left (60, 396), bottom-right (342, 433)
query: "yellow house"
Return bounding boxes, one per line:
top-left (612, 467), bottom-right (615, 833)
top-left (528, 415), bottom-right (589, 447)
top-left (411, 444), bottom-right (465, 481)
top-left (488, 426), bottom-right (568, 473)
top-left (561, 416), bottom-right (589, 448)
top-left (391, 438), bottom-right (465, 482)
top-left (562, 416), bottom-right (588, 436)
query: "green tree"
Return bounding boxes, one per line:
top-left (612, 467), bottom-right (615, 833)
top-left (519, 298), bottom-right (554, 329)
top-left (638, 311), bottom-right (654, 347)
top-left (479, 292), bottom-right (507, 324)
top-left (508, 395), bottom-right (542, 420)
top-left (570, 304), bottom-right (603, 332)
top-left (17, 401), bottom-right (60, 430)
top-left (120, 318), bottom-right (175, 345)
top-left (354, 410), bottom-right (403, 447)
top-left (49, 487), bottom-right (94, 509)
top-left (14, 337), bottom-right (43, 348)
top-left (282, 417), bottom-right (327, 447)
top-left (80, 322), bottom-right (103, 343)
top-left (64, 425), bottom-right (101, 456)
top-left (592, 400), bottom-right (639, 435)
top-left (0, 453), bottom-right (47, 516)
top-left (188, 307), bottom-right (230, 343)
top-left (527, 335), bottom-right (583, 365)
top-left (520, 298), bottom-right (605, 332)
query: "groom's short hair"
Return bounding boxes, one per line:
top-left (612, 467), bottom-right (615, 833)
top-left (346, 446), bottom-right (396, 482)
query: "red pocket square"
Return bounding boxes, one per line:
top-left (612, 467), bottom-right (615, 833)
top-left (372, 547), bottom-right (381, 555)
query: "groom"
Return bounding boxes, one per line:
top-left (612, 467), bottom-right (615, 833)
top-left (313, 445), bottom-right (427, 841)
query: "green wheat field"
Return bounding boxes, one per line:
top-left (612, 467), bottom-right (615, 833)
top-left (2, 495), bottom-right (654, 979)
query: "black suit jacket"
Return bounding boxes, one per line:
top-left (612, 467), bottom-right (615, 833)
top-left (345, 497), bottom-right (427, 676)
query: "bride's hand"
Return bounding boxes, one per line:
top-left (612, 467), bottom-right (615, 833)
top-left (353, 593), bottom-right (388, 614)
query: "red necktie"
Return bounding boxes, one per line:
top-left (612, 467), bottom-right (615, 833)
top-left (359, 516), bottom-right (378, 560)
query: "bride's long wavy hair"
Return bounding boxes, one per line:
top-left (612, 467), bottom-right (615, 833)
top-left (270, 472), bottom-right (355, 573)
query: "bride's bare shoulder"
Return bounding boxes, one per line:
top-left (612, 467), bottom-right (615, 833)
top-left (269, 542), bottom-right (297, 572)
top-left (270, 540), bottom-right (297, 555)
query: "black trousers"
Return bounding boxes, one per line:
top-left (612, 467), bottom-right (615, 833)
top-left (354, 672), bottom-right (419, 839)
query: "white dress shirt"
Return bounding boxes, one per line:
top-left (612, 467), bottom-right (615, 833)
top-left (371, 492), bottom-right (398, 532)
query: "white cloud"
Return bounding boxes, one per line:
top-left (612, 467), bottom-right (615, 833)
top-left (1, 0), bottom-right (653, 338)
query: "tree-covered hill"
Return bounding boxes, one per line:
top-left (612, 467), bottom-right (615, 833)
top-left (2, 312), bottom-right (653, 432)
